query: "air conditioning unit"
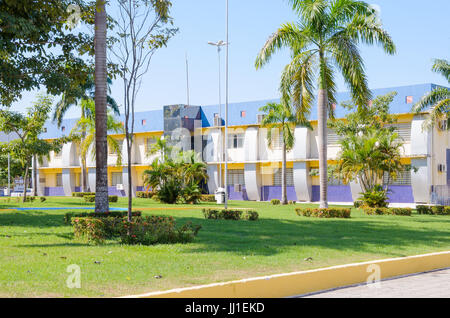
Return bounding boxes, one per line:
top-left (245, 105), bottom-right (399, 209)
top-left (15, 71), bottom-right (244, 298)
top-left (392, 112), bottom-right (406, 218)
top-left (437, 164), bottom-right (446, 173)
top-left (234, 184), bottom-right (242, 192)
top-left (257, 114), bottom-right (265, 124)
top-left (116, 184), bottom-right (124, 190)
top-left (214, 117), bottom-right (222, 127)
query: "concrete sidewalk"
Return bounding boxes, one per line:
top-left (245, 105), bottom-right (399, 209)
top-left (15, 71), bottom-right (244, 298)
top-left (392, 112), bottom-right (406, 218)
top-left (299, 268), bottom-right (450, 298)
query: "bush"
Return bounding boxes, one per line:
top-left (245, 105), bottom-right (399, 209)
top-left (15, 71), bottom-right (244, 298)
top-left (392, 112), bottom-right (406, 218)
top-left (243, 210), bottom-right (259, 221)
top-left (358, 185), bottom-right (389, 208)
top-left (416, 205), bottom-right (432, 215)
top-left (64, 211), bottom-right (142, 224)
top-left (136, 191), bottom-right (153, 199)
top-left (24, 196), bottom-right (36, 202)
top-left (182, 183), bottom-right (202, 204)
top-left (288, 200), bottom-right (296, 205)
top-left (363, 207), bottom-right (412, 216)
top-left (431, 205), bottom-right (445, 215)
top-left (72, 192), bottom-right (95, 198)
top-left (154, 180), bottom-right (182, 204)
top-left (202, 208), bottom-right (258, 221)
top-left (353, 200), bottom-right (363, 208)
top-left (109, 195), bottom-right (118, 203)
top-left (200, 194), bottom-right (216, 202)
top-left (271, 199), bottom-right (281, 205)
top-left (72, 215), bottom-right (201, 245)
top-left (295, 208), bottom-right (351, 218)
top-left (40, 197), bottom-right (46, 202)
top-left (83, 195), bottom-right (118, 203)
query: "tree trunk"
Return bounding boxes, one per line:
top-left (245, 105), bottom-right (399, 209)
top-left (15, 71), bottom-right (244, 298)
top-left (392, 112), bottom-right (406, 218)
top-left (32, 155), bottom-right (37, 196)
top-left (22, 163), bottom-right (29, 203)
top-left (94, 0), bottom-right (109, 213)
top-left (317, 88), bottom-right (329, 209)
top-left (81, 110), bottom-right (88, 193)
top-left (281, 141), bottom-right (287, 205)
top-left (127, 138), bottom-right (132, 222)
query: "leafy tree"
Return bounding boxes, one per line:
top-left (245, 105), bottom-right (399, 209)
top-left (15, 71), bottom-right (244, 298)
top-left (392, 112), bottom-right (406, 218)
top-left (53, 74), bottom-right (119, 192)
top-left (0, 154), bottom-right (24, 187)
top-left (0, 0), bottom-right (95, 106)
top-left (112, 0), bottom-right (178, 219)
top-left (0, 95), bottom-right (68, 202)
top-left (255, 0), bottom-right (396, 208)
top-left (412, 59), bottom-right (450, 129)
top-left (259, 102), bottom-right (301, 205)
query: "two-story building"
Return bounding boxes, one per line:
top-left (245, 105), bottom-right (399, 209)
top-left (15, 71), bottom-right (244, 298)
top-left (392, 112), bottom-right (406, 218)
top-left (36, 83), bottom-right (450, 204)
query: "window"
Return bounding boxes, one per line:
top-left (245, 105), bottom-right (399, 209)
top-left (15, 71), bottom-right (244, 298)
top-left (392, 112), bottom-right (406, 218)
top-left (227, 170), bottom-right (245, 185)
top-left (329, 175), bottom-right (345, 186)
top-left (43, 127), bottom-right (47, 133)
top-left (111, 172), bottom-right (123, 186)
top-left (406, 96), bottom-right (413, 104)
top-left (386, 123), bottom-right (411, 142)
top-left (240, 111), bottom-right (246, 118)
top-left (273, 168), bottom-right (294, 186)
top-left (146, 137), bottom-right (156, 152)
top-left (228, 134), bottom-right (244, 149)
top-left (214, 113), bottom-right (219, 118)
top-left (39, 177), bottom-right (45, 184)
top-left (56, 173), bottom-right (62, 187)
top-left (270, 131), bottom-right (284, 149)
top-left (142, 119), bottom-right (146, 126)
top-left (383, 165), bottom-right (411, 185)
top-left (327, 128), bottom-right (342, 145)
top-left (61, 126), bottom-right (65, 132)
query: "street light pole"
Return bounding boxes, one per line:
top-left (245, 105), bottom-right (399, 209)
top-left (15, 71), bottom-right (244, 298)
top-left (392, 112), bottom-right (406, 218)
top-left (7, 134), bottom-right (10, 196)
top-left (224, 0), bottom-right (229, 209)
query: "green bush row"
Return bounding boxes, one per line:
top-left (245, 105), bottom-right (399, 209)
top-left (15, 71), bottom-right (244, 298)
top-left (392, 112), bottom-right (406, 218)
top-left (363, 207), bottom-right (412, 216)
top-left (83, 195), bottom-right (118, 203)
top-left (200, 194), bottom-right (216, 202)
top-left (271, 199), bottom-right (281, 205)
top-left (72, 192), bottom-right (95, 197)
top-left (416, 205), bottom-right (450, 215)
top-left (136, 191), bottom-right (153, 199)
top-left (202, 208), bottom-right (259, 221)
top-left (64, 211), bottom-right (142, 224)
top-left (71, 215), bottom-right (201, 245)
top-left (295, 208), bottom-right (351, 218)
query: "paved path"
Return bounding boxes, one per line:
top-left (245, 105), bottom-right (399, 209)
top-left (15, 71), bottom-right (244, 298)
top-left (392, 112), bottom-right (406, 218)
top-left (299, 268), bottom-right (450, 298)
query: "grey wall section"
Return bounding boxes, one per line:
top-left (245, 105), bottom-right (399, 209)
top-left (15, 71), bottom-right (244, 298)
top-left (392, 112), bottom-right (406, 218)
top-left (207, 165), bottom-right (219, 194)
top-left (123, 166), bottom-right (137, 198)
top-left (88, 168), bottom-right (96, 193)
top-left (350, 180), bottom-right (363, 201)
top-left (410, 115), bottom-right (431, 203)
top-left (244, 163), bottom-right (261, 201)
top-left (36, 169), bottom-right (45, 196)
top-left (293, 162), bottom-right (312, 202)
top-left (62, 168), bottom-right (75, 196)
top-left (411, 158), bottom-right (430, 203)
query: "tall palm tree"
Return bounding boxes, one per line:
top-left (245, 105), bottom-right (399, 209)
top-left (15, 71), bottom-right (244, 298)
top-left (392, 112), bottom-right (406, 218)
top-left (260, 102), bottom-right (299, 205)
top-left (255, 0), bottom-right (395, 208)
top-left (53, 81), bottom-right (119, 193)
top-left (95, 0), bottom-right (109, 212)
top-left (412, 59), bottom-right (450, 129)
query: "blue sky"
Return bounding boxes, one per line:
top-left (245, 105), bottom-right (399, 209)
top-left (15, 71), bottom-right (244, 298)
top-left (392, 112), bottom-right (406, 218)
top-left (11, 0), bottom-right (450, 118)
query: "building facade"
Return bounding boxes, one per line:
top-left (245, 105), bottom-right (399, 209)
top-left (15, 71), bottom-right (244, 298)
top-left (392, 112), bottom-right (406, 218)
top-left (36, 83), bottom-right (450, 204)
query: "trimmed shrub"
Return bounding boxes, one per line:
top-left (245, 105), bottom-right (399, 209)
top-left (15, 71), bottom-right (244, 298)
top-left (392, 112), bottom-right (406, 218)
top-left (416, 205), bottom-right (432, 215)
top-left (353, 200), bottom-right (363, 208)
top-left (363, 207), bottom-right (412, 216)
top-left (72, 215), bottom-right (201, 245)
top-left (202, 208), bottom-right (258, 221)
top-left (444, 207), bottom-right (450, 215)
top-left (200, 194), bottom-right (216, 202)
top-left (72, 192), bottom-right (95, 198)
top-left (288, 200), bottom-right (296, 205)
top-left (243, 210), bottom-right (259, 221)
top-left (431, 205), bottom-right (445, 215)
top-left (295, 208), bottom-right (351, 218)
top-left (136, 191), bottom-right (153, 199)
top-left (83, 195), bottom-right (118, 203)
top-left (64, 211), bottom-right (142, 224)
top-left (40, 197), bottom-right (46, 202)
top-left (24, 196), bottom-right (36, 202)
top-left (271, 199), bottom-right (281, 205)
top-left (109, 195), bottom-right (118, 203)
top-left (358, 185), bottom-right (389, 208)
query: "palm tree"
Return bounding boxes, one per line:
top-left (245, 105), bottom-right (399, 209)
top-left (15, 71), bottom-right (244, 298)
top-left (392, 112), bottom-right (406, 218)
top-left (53, 80), bottom-right (119, 193)
top-left (412, 59), bottom-right (450, 129)
top-left (255, 0), bottom-right (395, 208)
top-left (260, 102), bottom-right (299, 205)
top-left (95, 0), bottom-right (109, 212)
top-left (70, 99), bottom-right (124, 168)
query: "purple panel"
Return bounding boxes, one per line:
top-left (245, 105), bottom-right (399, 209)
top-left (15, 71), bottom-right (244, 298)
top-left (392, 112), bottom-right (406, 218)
top-left (227, 185), bottom-right (248, 201)
top-left (261, 186), bottom-right (297, 201)
top-left (386, 185), bottom-right (414, 203)
top-left (108, 187), bottom-right (126, 197)
top-left (447, 149), bottom-right (450, 185)
top-left (44, 187), bottom-right (65, 196)
top-left (74, 187), bottom-right (81, 193)
top-left (311, 185), bottom-right (352, 202)
top-left (136, 186), bottom-right (145, 192)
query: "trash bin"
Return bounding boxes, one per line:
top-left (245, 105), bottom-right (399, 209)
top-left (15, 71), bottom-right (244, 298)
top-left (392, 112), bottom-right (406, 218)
top-left (215, 188), bottom-right (225, 204)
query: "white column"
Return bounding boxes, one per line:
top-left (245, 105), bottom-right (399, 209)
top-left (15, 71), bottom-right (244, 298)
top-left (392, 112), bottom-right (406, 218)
top-left (123, 166), bottom-right (137, 198)
top-left (207, 164), bottom-right (219, 194)
top-left (88, 168), bottom-right (96, 193)
top-left (411, 115), bottom-right (431, 203)
top-left (244, 163), bottom-right (261, 201)
top-left (350, 180), bottom-right (363, 202)
top-left (62, 168), bottom-right (75, 196)
top-left (293, 162), bottom-right (312, 202)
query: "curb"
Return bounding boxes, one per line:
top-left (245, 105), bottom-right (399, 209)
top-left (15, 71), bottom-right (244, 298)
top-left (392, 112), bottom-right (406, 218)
top-left (122, 251), bottom-right (450, 298)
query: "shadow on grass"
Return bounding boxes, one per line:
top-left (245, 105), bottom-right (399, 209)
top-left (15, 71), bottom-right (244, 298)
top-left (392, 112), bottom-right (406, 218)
top-left (0, 210), bottom-right (90, 228)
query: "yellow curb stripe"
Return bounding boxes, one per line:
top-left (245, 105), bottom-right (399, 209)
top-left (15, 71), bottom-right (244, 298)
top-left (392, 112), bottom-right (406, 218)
top-left (122, 251), bottom-right (450, 298)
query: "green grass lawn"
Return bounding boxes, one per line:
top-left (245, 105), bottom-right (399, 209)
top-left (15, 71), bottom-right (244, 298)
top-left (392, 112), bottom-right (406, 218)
top-left (0, 196), bottom-right (449, 297)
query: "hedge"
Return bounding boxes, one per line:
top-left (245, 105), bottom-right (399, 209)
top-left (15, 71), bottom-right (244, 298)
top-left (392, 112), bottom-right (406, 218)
top-left (202, 208), bottom-right (259, 221)
top-left (271, 199), bottom-right (280, 205)
top-left (295, 208), bottom-right (351, 218)
top-left (71, 215), bottom-right (201, 245)
top-left (200, 194), bottom-right (216, 202)
top-left (136, 191), bottom-right (153, 199)
top-left (64, 211), bottom-right (142, 224)
top-left (363, 207), bottom-right (412, 216)
top-left (72, 192), bottom-right (95, 198)
top-left (416, 205), bottom-right (450, 215)
top-left (83, 195), bottom-right (118, 203)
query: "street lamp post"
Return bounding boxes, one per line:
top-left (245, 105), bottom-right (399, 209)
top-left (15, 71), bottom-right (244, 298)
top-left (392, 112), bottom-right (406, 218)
top-left (224, 0), bottom-right (229, 209)
top-left (208, 40), bottom-right (228, 189)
